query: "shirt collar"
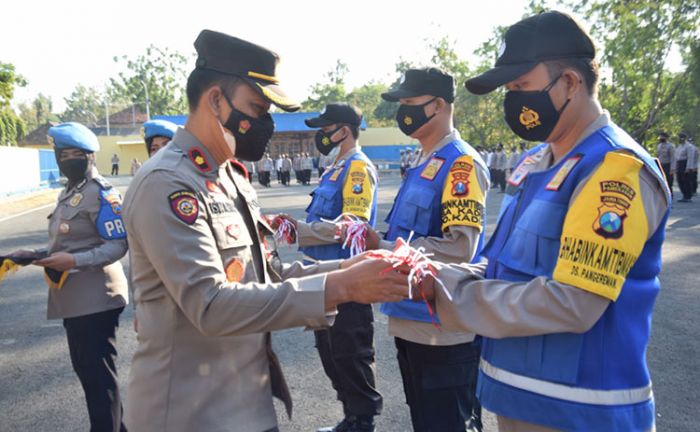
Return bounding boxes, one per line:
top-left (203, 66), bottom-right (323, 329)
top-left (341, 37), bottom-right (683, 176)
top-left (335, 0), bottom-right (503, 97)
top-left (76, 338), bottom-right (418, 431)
top-left (416, 129), bottom-right (460, 165)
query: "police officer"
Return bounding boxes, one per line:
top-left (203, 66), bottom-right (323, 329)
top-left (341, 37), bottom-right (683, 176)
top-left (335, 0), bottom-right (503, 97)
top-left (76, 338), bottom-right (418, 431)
top-left (143, 119), bottom-right (178, 157)
top-left (13, 122), bottom-right (129, 431)
top-left (363, 67), bottom-right (490, 432)
top-left (121, 30), bottom-right (407, 432)
top-left (278, 103), bottom-right (382, 432)
top-left (677, 132), bottom-right (696, 202)
top-left (421, 11), bottom-right (670, 432)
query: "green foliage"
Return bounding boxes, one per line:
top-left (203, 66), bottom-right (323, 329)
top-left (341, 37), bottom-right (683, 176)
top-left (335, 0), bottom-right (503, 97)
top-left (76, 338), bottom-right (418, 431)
top-left (19, 93), bottom-right (58, 131)
top-left (573, 0), bottom-right (700, 145)
top-left (109, 45), bottom-right (189, 115)
top-left (60, 85), bottom-right (111, 125)
top-left (302, 60), bottom-right (349, 111)
top-left (0, 62), bottom-right (27, 145)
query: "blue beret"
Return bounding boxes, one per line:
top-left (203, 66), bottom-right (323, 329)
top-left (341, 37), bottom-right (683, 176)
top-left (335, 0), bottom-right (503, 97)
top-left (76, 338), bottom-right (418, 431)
top-left (48, 122), bottom-right (100, 152)
top-left (143, 120), bottom-right (178, 140)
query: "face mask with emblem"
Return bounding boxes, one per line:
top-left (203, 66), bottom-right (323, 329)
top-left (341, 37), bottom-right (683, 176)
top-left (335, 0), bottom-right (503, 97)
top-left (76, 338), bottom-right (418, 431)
top-left (314, 126), bottom-right (346, 156)
top-left (396, 98), bottom-right (438, 136)
top-left (220, 88), bottom-right (275, 162)
top-left (503, 75), bottom-right (571, 142)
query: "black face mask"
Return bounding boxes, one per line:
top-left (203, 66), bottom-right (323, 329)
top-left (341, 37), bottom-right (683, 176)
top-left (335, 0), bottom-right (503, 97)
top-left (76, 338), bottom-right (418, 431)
top-left (503, 75), bottom-right (570, 142)
top-left (221, 90), bottom-right (275, 162)
top-left (314, 126), bottom-right (346, 155)
top-left (56, 152), bottom-right (89, 183)
top-left (396, 98), bottom-right (437, 136)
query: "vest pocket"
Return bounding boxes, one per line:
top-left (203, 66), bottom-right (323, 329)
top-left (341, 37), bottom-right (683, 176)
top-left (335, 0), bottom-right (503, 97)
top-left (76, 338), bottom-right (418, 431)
top-left (307, 187), bottom-right (340, 219)
top-left (394, 185), bottom-right (436, 237)
top-left (211, 214), bottom-right (254, 251)
top-left (498, 199), bottom-right (567, 276)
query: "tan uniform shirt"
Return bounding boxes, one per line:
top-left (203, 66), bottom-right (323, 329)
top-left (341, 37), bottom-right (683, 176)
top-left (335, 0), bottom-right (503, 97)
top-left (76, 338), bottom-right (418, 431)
top-left (46, 168), bottom-right (128, 319)
top-left (123, 129), bottom-right (338, 432)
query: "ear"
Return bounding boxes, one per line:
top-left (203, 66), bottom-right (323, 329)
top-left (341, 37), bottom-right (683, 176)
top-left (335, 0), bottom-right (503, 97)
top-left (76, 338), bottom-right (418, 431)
top-left (205, 86), bottom-right (224, 117)
top-left (562, 69), bottom-right (583, 99)
top-left (433, 97), bottom-right (447, 115)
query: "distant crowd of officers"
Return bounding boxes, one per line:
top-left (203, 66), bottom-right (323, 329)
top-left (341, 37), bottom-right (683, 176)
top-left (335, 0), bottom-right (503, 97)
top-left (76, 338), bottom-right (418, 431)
top-left (242, 153), bottom-right (331, 187)
top-left (656, 132), bottom-right (698, 202)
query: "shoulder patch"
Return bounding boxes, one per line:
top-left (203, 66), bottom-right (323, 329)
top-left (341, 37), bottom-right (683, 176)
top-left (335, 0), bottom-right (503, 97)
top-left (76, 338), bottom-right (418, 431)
top-left (97, 189), bottom-right (126, 240)
top-left (342, 160), bottom-right (375, 220)
top-left (553, 151), bottom-right (647, 301)
top-left (441, 155), bottom-right (486, 232)
top-left (168, 190), bottom-right (199, 225)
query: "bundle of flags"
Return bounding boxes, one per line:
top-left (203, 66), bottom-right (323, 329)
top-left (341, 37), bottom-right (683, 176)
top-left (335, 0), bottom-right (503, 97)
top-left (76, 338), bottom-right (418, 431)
top-left (0, 253), bottom-right (68, 289)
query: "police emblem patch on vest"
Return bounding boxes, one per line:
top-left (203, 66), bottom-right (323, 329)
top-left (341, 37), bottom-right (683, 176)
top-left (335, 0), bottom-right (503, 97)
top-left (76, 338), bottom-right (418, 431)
top-left (169, 190), bottom-right (199, 224)
top-left (449, 159), bottom-right (473, 196)
top-left (351, 170), bottom-right (366, 194)
top-left (420, 157), bottom-right (445, 181)
top-left (70, 193), bottom-right (83, 207)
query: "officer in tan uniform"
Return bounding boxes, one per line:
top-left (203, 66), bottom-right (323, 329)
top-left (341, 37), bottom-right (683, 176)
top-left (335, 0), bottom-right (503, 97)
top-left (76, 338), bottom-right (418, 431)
top-left (13, 122), bottom-right (129, 431)
top-left (122, 30), bottom-right (407, 432)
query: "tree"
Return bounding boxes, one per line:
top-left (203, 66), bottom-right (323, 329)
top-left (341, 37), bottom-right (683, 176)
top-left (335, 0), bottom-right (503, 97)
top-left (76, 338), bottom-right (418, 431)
top-left (61, 85), bottom-right (110, 125)
top-left (572, 0), bottom-right (700, 144)
top-left (373, 59), bottom-right (416, 125)
top-left (0, 62), bottom-right (27, 146)
top-left (109, 45), bottom-right (189, 115)
top-left (302, 60), bottom-right (349, 111)
top-left (19, 93), bottom-right (58, 132)
top-left (347, 82), bottom-right (392, 127)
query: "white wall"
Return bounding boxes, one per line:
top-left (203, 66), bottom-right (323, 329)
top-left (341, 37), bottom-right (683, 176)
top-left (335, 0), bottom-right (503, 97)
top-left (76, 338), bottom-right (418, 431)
top-left (0, 147), bottom-right (41, 197)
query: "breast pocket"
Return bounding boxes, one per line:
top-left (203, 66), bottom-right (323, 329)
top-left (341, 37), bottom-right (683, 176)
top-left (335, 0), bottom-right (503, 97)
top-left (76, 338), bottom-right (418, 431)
top-left (498, 199), bottom-right (567, 277)
top-left (394, 185), bottom-right (437, 236)
top-left (210, 212), bottom-right (254, 251)
top-left (306, 186), bottom-right (340, 219)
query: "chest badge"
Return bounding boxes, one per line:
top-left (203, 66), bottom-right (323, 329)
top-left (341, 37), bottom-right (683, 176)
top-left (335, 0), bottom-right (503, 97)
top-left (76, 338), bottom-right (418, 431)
top-left (420, 157), bottom-right (445, 181)
top-left (546, 155), bottom-right (582, 191)
top-left (70, 193), bottom-right (83, 207)
top-left (59, 223), bottom-right (70, 234)
top-left (508, 156), bottom-right (536, 187)
top-left (206, 180), bottom-right (223, 194)
top-left (225, 259), bottom-right (245, 283)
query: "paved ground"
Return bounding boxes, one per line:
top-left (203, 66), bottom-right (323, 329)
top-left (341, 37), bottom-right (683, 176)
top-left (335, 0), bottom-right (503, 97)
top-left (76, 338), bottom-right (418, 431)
top-left (0, 174), bottom-right (698, 431)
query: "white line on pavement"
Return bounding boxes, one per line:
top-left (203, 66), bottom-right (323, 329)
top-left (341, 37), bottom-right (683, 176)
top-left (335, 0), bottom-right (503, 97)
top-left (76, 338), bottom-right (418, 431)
top-left (0, 203), bottom-right (54, 224)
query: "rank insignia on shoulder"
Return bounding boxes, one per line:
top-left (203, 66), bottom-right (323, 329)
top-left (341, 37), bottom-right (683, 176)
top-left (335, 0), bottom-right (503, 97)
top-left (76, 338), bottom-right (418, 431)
top-left (70, 193), bottom-right (83, 207)
top-left (546, 155), bottom-right (582, 191)
top-left (169, 190), bottom-right (199, 225)
top-left (189, 147), bottom-right (211, 173)
top-left (92, 176), bottom-right (112, 190)
top-left (329, 168), bottom-right (342, 182)
top-left (420, 157), bottom-right (445, 181)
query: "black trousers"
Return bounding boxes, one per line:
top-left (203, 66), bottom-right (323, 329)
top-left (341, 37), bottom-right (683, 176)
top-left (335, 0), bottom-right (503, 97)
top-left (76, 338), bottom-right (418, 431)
top-left (111, 164), bottom-right (119, 176)
top-left (63, 307), bottom-right (125, 432)
top-left (314, 302), bottom-right (382, 417)
top-left (395, 337), bottom-right (482, 432)
top-left (281, 170), bottom-right (290, 185)
top-left (677, 160), bottom-right (693, 199)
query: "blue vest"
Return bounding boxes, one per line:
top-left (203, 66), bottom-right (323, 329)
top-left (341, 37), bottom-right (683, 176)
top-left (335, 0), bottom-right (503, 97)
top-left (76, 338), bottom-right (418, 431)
top-left (300, 151), bottom-right (378, 261)
top-left (478, 124), bottom-right (670, 431)
top-left (380, 139), bottom-right (488, 323)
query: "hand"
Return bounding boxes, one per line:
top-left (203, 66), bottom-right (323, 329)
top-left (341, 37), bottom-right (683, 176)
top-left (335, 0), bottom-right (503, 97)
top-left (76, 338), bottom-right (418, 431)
top-left (340, 249), bottom-right (393, 270)
top-left (325, 257), bottom-right (409, 309)
top-left (411, 274), bottom-right (436, 302)
top-left (34, 252), bottom-right (76, 272)
top-left (364, 226), bottom-right (381, 250)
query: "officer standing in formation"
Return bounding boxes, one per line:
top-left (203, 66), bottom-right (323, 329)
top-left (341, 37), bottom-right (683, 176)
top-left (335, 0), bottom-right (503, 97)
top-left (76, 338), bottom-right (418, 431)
top-left (122, 30), bottom-right (407, 432)
top-left (143, 119), bottom-right (178, 157)
top-left (656, 132), bottom-right (675, 194)
top-left (361, 67), bottom-right (490, 432)
top-left (13, 122), bottom-right (129, 431)
top-left (291, 103), bottom-right (382, 432)
top-left (419, 11), bottom-right (670, 431)
top-left (676, 132), bottom-right (697, 202)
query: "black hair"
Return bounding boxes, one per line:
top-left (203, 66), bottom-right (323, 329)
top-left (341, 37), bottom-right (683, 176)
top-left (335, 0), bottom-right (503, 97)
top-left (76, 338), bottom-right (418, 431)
top-left (544, 57), bottom-right (600, 96)
top-left (347, 124), bottom-right (360, 140)
top-left (186, 68), bottom-right (242, 111)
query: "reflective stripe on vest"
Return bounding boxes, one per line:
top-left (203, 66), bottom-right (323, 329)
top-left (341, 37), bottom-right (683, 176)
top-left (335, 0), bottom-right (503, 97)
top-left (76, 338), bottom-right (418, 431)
top-left (480, 358), bottom-right (653, 406)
